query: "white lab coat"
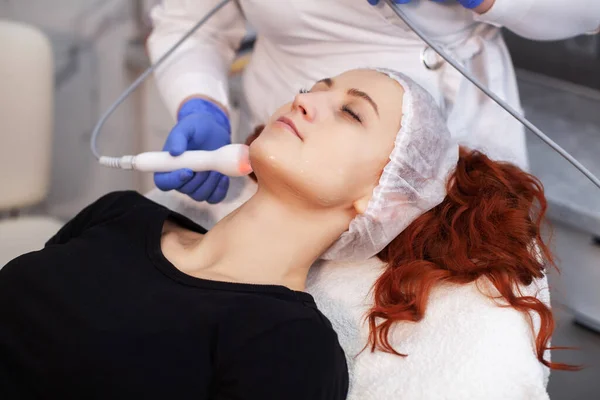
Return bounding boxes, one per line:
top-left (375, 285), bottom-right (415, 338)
top-left (148, 0), bottom-right (600, 170)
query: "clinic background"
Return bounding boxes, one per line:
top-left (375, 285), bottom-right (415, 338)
top-left (0, 0), bottom-right (599, 398)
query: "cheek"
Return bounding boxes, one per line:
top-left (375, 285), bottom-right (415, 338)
top-left (294, 140), bottom-right (386, 204)
top-left (250, 136), bottom-right (354, 206)
top-left (248, 123), bottom-right (392, 208)
top-left (249, 131), bottom-right (294, 175)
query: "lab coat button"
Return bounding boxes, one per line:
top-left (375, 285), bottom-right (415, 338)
top-left (421, 46), bottom-right (444, 70)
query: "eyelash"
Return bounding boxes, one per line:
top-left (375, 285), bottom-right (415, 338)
top-left (297, 88), bottom-right (362, 124)
top-left (342, 105), bottom-right (362, 123)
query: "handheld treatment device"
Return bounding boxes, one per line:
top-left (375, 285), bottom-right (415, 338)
top-left (89, 0), bottom-right (241, 175)
top-left (91, 0), bottom-right (600, 190)
top-left (99, 144), bottom-right (252, 176)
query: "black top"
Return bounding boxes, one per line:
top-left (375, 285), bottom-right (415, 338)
top-left (0, 191), bottom-right (348, 400)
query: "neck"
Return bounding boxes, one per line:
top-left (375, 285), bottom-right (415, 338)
top-left (189, 188), bottom-right (354, 291)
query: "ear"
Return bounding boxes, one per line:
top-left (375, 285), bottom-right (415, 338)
top-left (353, 195), bottom-right (371, 215)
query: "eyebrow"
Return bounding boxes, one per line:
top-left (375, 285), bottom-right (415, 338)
top-left (316, 78), bottom-right (379, 117)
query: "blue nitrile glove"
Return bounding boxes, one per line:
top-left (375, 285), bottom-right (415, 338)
top-left (453, 0), bottom-right (485, 8)
top-left (154, 98), bottom-right (231, 203)
top-left (367, 0), bottom-right (485, 9)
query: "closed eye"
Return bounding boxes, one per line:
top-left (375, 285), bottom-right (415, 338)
top-left (299, 87), bottom-right (362, 123)
top-left (342, 105), bottom-right (362, 123)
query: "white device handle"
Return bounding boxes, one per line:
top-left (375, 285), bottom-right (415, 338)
top-left (135, 151), bottom-right (219, 172)
top-left (99, 144), bottom-right (252, 177)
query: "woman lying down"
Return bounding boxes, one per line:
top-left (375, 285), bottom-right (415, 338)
top-left (0, 69), bottom-right (574, 399)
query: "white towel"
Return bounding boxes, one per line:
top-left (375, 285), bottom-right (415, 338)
top-left (146, 181), bottom-right (550, 399)
top-left (308, 258), bottom-right (551, 400)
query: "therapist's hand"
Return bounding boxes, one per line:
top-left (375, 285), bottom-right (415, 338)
top-left (367, 0), bottom-right (487, 10)
top-left (154, 98), bottom-right (231, 203)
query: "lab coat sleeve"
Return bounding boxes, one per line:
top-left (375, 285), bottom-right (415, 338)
top-left (147, 0), bottom-right (246, 119)
top-left (476, 0), bottom-right (600, 41)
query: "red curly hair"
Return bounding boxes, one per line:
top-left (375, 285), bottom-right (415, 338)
top-left (246, 127), bottom-right (576, 371)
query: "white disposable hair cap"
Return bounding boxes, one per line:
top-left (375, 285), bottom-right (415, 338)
top-left (321, 68), bottom-right (459, 262)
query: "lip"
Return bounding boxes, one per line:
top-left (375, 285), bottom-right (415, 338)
top-left (276, 117), bottom-right (303, 141)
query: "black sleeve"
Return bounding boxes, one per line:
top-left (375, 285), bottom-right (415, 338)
top-left (217, 318), bottom-right (349, 400)
top-left (45, 191), bottom-right (145, 246)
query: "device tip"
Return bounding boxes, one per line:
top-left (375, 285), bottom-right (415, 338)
top-left (238, 159), bottom-right (253, 175)
top-left (236, 144), bottom-right (253, 175)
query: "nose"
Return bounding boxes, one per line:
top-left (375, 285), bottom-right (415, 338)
top-left (292, 92), bottom-right (317, 122)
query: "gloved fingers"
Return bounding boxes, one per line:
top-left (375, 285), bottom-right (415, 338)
top-left (456, 0), bottom-right (485, 8)
top-left (192, 122), bottom-right (231, 151)
top-left (178, 171), bottom-right (210, 196)
top-left (163, 118), bottom-right (198, 156)
top-left (206, 175), bottom-right (230, 204)
top-left (187, 171), bottom-right (224, 202)
top-left (154, 169), bottom-right (194, 191)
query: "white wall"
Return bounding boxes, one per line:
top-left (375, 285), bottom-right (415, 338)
top-left (1, 0), bottom-right (172, 219)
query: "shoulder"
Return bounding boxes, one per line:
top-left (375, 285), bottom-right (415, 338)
top-left (224, 293), bottom-right (341, 348)
top-left (78, 190), bottom-right (168, 231)
top-left (267, 315), bottom-right (348, 378)
top-left (264, 315), bottom-right (343, 353)
top-left (241, 315), bottom-right (348, 388)
top-left (95, 190), bottom-right (155, 208)
top-left (220, 296), bottom-right (346, 363)
top-left (217, 311), bottom-right (349, 400)
top-left (86, 190), bottom-right (150, 212)
top-left (88, 190), bottom-right (165, 219)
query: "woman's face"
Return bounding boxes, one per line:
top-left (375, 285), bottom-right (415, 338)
top-left (250, 69), bottom-right (404, 211)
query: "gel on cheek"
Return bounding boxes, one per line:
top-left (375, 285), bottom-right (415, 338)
top-left (263, 154), bottom-right (283, 172)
